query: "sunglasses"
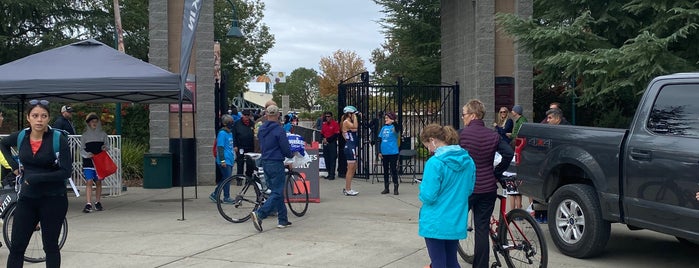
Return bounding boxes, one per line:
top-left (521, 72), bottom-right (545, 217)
top-left (29, 99), bottom-right (49, 106)
top-left (499, 111), bottom-right (508, 113)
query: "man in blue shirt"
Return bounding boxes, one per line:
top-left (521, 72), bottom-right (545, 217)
top-left (250, 105), bottom-right (293, 232)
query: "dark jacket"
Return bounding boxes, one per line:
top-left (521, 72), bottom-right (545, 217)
top-left (52, 116), bottom-right (76, 135)
top-left (459, 119), bottom-right (513, 194)
top-left (257, 120), bottom-right (293, 161)
top-left (0, 129), bottom-right (72, 197)
top-left (232, 118), bottom-right (255, 151)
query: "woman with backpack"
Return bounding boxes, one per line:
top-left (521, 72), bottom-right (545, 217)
top-left (0, 99), bottom-right (72, 268)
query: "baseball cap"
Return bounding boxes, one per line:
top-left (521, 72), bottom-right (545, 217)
top-left (266, 105), bottom-right (279, 115)
top-left (61, 105), bottom-right (73, 113)
top-left (85, 112), bottom-right (99, 123)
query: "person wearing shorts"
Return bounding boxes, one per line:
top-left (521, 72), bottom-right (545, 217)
top-left (80, 112), bottom-right (110, 213)
top-left (341, 105), bottom-right (360, 196)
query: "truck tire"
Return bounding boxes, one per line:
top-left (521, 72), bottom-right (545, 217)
top-left (548, 184), bottom-right (610, 258)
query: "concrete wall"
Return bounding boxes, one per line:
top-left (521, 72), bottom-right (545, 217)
top-left (148, 0), bottom-right (215, 185)
top-left (441, 0), bottom-right (533, 124)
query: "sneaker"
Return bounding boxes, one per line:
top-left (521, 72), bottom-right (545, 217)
top-left (94, 202), bottom-right (103, 211)
top-left (222, 197), bottom-right (236, 204)
top-left (343, 189), bottom-right (359, 196)
top-left (277, 222), bottom-right (292, 229)
top-left (209, 193), bottom-right (216, 203)
top-left (250, 211), bottom-right (263, 232)
top-left (82, 203), bottom-right (92, 213)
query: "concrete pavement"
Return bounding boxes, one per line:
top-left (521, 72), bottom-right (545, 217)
top-left (3, 176), bottom-right (696, 267)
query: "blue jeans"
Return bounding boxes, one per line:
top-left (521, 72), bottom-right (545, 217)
top-left (255, 160), bottom-right (288, 225)
top-left (424, 237), bottom-right (460, 268)
top-left (214, 164), bottom-right (232, 199)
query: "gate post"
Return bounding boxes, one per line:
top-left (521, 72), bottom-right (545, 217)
top-left (452, 81), bottom-right (460, 129)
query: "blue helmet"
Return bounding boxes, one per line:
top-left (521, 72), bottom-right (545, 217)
top-left (343, 105), bottom-right (358, 114)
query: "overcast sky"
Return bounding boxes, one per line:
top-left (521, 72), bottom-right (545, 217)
top-left (260, 0), bottom-right (386, 76)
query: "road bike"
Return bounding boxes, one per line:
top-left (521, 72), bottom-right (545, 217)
top-left (457, 176), bottom-right (547, 268)
top-left (216, 153), bottom-right (309, 223)
top-left (0, 185), bottom-right (68, 263)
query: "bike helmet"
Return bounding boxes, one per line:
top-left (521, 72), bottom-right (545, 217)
top-left (343, 105), bottom-right (358, 114)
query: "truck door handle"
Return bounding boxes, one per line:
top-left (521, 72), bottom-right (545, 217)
top-left (630, 149), bottom-right (652, 161)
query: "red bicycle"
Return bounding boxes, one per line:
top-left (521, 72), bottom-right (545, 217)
top-left (457, 177), bottom-right (548, 268)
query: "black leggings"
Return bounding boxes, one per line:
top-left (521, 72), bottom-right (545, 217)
top-left (7, 195), bottom-right (68, 268)
top-left (382, 154), bottom-right (399, 186)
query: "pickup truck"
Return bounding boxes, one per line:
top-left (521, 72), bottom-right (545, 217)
top-left (516, 72), bottom-right (699, 258)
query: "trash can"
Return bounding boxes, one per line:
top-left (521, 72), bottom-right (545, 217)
top-left (143, 153), bottom-right (172, 189)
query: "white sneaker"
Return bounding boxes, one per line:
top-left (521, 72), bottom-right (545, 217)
top-left (343, 189), bottom-right (359, 196)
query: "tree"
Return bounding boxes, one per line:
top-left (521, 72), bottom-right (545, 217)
top-left (371, 0), bottom-right (441, 85)
top-left (272, 68), bottom-right (319, 112)
top-left (497, 0), bottom-right (699, 126)
top-left (214, 0), bottom-right (275, 98)
top-left (318, 50), bottom-right (367, 97)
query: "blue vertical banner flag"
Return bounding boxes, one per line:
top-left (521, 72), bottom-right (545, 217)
top-left (180, 0), bottom-right (202, 96)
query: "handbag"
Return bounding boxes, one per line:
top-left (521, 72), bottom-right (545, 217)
top-left (93, 151), bottom-right (117, 180)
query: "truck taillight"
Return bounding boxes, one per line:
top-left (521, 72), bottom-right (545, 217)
top-left (514, 137), bottom-right (525, 165)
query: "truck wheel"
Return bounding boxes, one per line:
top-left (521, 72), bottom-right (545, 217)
top-left (548, 184), bottom-right (610, 258)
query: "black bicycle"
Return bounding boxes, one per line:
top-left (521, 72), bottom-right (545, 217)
top-left (216, 153), bottom-right (309, 223)
top-left (0, 186), bottom-right (68, 263)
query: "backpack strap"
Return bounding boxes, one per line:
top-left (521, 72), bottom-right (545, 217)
top-left (17, 127), bottom-right (63, 157)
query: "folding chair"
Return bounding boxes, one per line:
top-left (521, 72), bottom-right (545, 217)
top-left (398, 149), bottom-right (417, 183)
top-left (371, 159), bottom-right (383, 184)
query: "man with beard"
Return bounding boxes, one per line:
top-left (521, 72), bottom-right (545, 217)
top-left (233, 110), bottom-right (256, 178)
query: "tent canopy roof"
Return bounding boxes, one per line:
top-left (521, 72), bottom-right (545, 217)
top-left (0, 39), bottom-right (190, 104)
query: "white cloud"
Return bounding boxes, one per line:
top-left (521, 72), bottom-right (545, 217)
top-left (261, 0), bottom-right (385, 75)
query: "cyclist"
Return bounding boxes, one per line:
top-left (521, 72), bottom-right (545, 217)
top-left (341, 105), bottom-right (360, 196)
top-left (459, 99), bottom-right (513, 268)
top-left (250, 105), bottom-right (293, 232)
top-left (0, 99), bottom-right (72, 268)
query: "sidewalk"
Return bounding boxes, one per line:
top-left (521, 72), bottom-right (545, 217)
top-left (15, 176), bottom-right (437, 268)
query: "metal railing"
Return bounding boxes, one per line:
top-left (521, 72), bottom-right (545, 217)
top-left (1, 134), bottom-right (122, 196)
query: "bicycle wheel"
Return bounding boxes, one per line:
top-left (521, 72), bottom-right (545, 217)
top-left (3, 205), bottom-right (68, 263)
top-left (499, 208), bottom-right (547, 268)
top-left (285, 172), bottom-right (308, 217)
top-left (457, 209), bottom-right (475, 263)
top-left (217, 175), bottom-right (261, 223)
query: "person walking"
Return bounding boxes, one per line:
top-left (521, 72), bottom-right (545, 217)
top-left (341, 105), bottom-right (360, 196)
top-left (459, 99), bottom-right (513, 268)
top-left (321, 111), bottom-right (340, 180)
top-left (209, 114), bottom-right (235, 203)
top-left (233, 110), bottom-right (256, 178)
top-left (52, 105), bottom-right (76, 135)
top-left (419, 123), bottom-right (476, 268)
top-left (80, 113), bottom-right (110, 213)
top-left (0, 99), bottom-right (71, 268)
top-left (250, 105), bottom-right (293, 232)
top-left (493, 106), bottom-right (514, 145)
top-left (378, 112), bottom-right (401, 195)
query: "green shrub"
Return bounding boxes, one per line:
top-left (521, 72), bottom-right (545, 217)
top-left (121, 140), bottom-right (146, 180)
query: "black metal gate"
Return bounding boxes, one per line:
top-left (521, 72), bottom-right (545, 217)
top-left (337, 72), bottom-right (460, 179)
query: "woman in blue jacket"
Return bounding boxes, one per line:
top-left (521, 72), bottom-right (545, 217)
top-left (378, 112), bottom-right (401, 195)
top-left (418, 123), bottom-right (476, 268)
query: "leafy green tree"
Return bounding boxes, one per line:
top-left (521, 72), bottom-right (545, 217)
top-left (272, 68), bottom-right (319, 112)
top-left (214, 0), bottom-right (275, 98)
top-left (497, 0), bottom-right (699, 126)
top-left (371, 0), bottom-right (441, 85)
